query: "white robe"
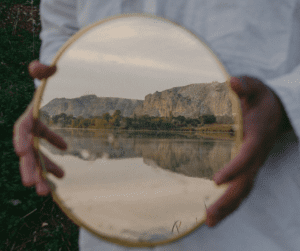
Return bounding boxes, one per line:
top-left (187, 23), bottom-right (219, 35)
top-left (34, 0), bottom-right (300, 250)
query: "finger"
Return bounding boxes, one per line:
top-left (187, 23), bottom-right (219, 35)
top-left (36, 183), bottom-right (51, 196)
top-left (32, 118), bottom-right (68, 150)
top-left (206, 173), bottom-right (250, 227)
top-left (32, 147), bottom-right (52, 196)
top-left (14, 110), bottom-right (67, 157)
top-left (14, 98), bottom-right (67, 153)
top-left (13, 106), bottom-right (34, 156)
top-left (16, 102), bottom-right (67, 151)
top-left (28, 60), bottom-right (57, 80)
top-left (230, 76), bottom-right (267, 101)
top-left (19, 148), bottom-right (36, 187)
top-left (38, 150), bottom-right (65, 178)
top-left (213, 137), bottom-right (259, 184)
top-left (35, 166), bottom-right (51, 196)
top-left (230, 77), bottom-right (248, 98)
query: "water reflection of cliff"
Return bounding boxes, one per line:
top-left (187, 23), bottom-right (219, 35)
top-left (40, 129), bottom-right (234, 180)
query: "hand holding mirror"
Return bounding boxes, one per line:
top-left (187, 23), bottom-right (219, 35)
top-left (33, 14), bottom-right (242, 247)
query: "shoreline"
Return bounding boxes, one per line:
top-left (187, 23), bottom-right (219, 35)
top-left (49, 124), bottom-right (235, 133)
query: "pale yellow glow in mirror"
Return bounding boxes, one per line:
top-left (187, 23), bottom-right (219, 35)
top-left (33, 14), bottom-right (242, 247)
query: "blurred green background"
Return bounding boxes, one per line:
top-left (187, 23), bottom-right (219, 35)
top-left (0, 1), bottom-right (79, 250)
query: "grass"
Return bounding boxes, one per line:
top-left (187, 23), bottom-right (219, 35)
top-left (195, 124), bottom-right (235, 140)
top-left (0, 1), bottom-right (79, 250)
top-left (196, 124), bottom-right (234, 133)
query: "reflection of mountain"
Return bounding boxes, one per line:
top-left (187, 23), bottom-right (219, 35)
top-left (135, 139), bottom-right (233, 179)
top-left (41, 95), bottom-right (143, 118)
top-left (41, 82), bottom-right (233, 122)
top-left (40, 130), bottom-right (233, 180)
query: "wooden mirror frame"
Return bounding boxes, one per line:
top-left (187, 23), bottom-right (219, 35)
top-left (32, 13), bottom-right (243, 247)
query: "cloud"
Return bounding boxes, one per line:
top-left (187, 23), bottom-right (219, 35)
top-left (66, 48), bottom-right (223, 79)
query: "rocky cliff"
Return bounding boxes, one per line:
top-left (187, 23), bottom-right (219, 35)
top-left (41, 82), bottom-right (233, 120)
top-left (41, 95), bottom-right (143, 118)
top-left (133, 82), bottom-right (232, 119)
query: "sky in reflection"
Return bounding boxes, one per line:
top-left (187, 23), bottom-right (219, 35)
top-left (41, 17), bottom-right (226, 106)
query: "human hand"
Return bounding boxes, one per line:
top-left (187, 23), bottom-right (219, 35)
top-left (206, 76), bottom-right (293, 227)
top-left (13, 60), bottom-right (67, 196)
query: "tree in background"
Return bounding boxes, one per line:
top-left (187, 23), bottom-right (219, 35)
top-left (186, 118), bottom-right (200, 127)
top-left (199, 114), bottom-right (216, 125)
top-left (112, 110), bottom-right (121, 117)
top-left (137, 114), bottom-right (151, 129)
top-left (103, 112), bottom-right (111, 122)
top-left (46, 110), bottom-right (220, 130)
top-left (77, 118), bottom-right (91, 128)
top-left (173, 115), bottom-right (187, 127)
top-left (122, 117), bottom-right (132, 129)
top-left (110, 110), bottom-right (121, 127)
top-left (71, 116), bottom-right (84, 128)
top-left (52, 113), bottom-right (67, 126)
top-left (65, 114), bottom-right (74, 126)
top-left (109, 117), bottom-right (120, 127)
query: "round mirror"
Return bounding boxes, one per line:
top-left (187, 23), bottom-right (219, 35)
top-left (33, 14), bottom-right (242, 247)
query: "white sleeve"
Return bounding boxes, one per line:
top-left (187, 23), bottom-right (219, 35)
top-left (156, 0), bottom-right (300, 138)
top-left (34, 0), bottom-right (79, 88)
top-left (266, 1), bottom-right (300, 140)
top-left (204, 0), bottom-right (300, 139)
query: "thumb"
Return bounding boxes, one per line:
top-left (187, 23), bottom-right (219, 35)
top-left (230, 76), bottom-right (265, 100)
top-left (230, 76), bottom-right (249, 98)
top-left (28, 60), bottom-right (56, 80)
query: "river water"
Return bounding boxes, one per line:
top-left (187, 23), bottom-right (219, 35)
top-left (39, 129), bottom-right (235, 242)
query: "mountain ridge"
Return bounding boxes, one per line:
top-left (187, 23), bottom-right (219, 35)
top-left (41, 82), bottom-right (233, 122)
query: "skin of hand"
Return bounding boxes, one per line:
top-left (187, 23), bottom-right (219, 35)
top-left (205, 76), bottom-right (293, 227)
top-left (13, 60), bottom-right (67, 196)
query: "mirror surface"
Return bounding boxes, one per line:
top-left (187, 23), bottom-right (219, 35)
top-left (35, 14), bottom-right (241, 247)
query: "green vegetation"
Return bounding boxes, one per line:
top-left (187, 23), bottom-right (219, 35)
top-left (197, 124), bottom-right (235, 133)
top-left (196, 124), bottom-right (235, 140)
top-left (41, 110), bottom-right (233, 133)
top-left (1, 1), bottom-right (79, 250)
